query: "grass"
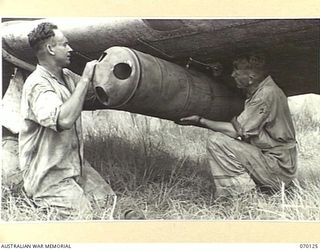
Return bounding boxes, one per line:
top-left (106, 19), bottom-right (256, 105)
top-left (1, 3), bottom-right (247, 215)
top-left (2, 98), bottom-right (320, 221)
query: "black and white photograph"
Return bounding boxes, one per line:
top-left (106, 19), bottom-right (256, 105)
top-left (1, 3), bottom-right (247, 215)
top-left (1, 17), bottom-right (320, 222)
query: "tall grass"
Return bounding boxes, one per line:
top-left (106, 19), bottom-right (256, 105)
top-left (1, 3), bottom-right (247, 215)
top-left (80, 108), bottom-right (320, 220)
top-left (2, 98), bottom-right (320, 221)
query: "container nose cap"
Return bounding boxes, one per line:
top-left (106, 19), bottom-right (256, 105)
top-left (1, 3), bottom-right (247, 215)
top-left (93, 46), bottom-right (141, 108)
top-left (113, 63), bottom-right (132, 80)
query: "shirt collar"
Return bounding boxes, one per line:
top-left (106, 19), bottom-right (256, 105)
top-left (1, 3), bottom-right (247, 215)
top-left (36, 64), bottom-right (57, 79)
top-left (36, 64), bottom-right (68, 84)
top-left (246, 75), bottom-right (273, 98)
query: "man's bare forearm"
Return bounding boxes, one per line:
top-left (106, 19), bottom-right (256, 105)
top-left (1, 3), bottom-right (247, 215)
top-left (199, 118), bottom-right (238, 138)
top-left (57, 78), bottom-right (89, 130)
top-left (57, 60), bottom-right (97, 130)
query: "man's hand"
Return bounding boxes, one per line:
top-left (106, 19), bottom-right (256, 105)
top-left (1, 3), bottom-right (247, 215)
top-left (175, 115), bottom-right (202, 126)
top-left (58, 60), bottom-right (98, 131)
top-left (81, 60), bottom-right (98, 83)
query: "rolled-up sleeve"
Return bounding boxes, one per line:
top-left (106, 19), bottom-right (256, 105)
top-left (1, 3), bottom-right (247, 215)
top-left (231, 97), bottom-right (270, 139)
top-left (28, 82), bottom-right (63, 131)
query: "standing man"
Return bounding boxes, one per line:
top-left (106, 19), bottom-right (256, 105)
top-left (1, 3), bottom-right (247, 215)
top-left (20, 22), bottom-right (115, 219)
top-left (177, 54), bottom-right (297, 199)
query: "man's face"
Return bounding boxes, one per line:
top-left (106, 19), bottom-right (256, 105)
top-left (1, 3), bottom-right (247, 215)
top-left (50, 29), bottom-right (73, 67)
top-left (231, 69), bottom-right (251, 89)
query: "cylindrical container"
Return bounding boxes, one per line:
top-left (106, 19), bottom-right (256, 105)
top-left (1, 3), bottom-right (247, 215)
top-left (93, 46), bottom-right (243, 122)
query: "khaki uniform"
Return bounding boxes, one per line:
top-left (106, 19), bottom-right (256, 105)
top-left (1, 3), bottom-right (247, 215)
top-left (207, 76), bottom-right (297, 198)
top-left (20, 65), bottom-right (115, 219)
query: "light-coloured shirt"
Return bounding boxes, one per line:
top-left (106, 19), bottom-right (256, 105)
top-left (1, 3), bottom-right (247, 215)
top-left (19, 65), bottom-right (84, 197)
top-left (231, 75), bottom-right (297, 176)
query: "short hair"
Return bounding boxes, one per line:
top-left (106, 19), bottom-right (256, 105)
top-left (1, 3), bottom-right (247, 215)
top-left (233, 54), bottom-right (268, 75)
top-left (28, 22), bottom-right (58, 52)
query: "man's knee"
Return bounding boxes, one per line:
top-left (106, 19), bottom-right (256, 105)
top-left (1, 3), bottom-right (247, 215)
top-left (79, 161), bottom-right (115, 199)
top-left (207, 132), bottom-right (233, 150)
top-left (33, 178), bottom-right (93, 219)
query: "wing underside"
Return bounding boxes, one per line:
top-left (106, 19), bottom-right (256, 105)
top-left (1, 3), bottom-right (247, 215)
top-left (2, 18), bottom-right (320, 96)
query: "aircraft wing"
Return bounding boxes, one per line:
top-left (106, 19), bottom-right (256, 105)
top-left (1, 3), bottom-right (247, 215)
top-left (2, 18), bottom-right (320, 95)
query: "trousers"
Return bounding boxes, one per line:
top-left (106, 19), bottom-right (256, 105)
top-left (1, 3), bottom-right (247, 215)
top-left (207, 132), bottom-right (294, 198)
top-left (2, 135), bottom-right (115, 219)
top-left (32, 160), bottom-right (116, 220)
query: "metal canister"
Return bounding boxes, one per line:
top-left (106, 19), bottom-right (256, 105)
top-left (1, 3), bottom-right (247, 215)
top-left (93, 46), bottom-right (243, 121)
